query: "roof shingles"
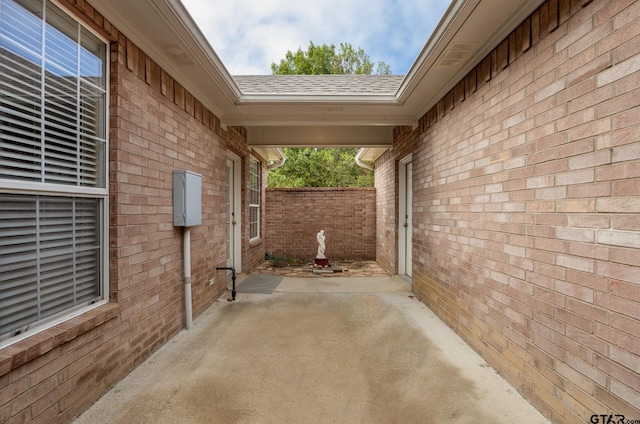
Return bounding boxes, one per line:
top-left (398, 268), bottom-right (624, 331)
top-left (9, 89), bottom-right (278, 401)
top-left (233, 75), bottom-right (405, 96)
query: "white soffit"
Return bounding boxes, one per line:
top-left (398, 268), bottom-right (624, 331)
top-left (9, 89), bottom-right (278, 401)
top-left (90, 0), bottom-right (241, 119)
top-left (357, 147), bottom-right (390, 162)
top-left (247, 126), bottom-right (394, 148)
top-left (252, 147), bottom-right (286, 162)
top-left (398, 0), bottom-right (546, 117)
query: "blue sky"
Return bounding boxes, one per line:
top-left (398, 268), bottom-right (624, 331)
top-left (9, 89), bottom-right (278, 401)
top-left (181, 0), bottom-right (452, 75)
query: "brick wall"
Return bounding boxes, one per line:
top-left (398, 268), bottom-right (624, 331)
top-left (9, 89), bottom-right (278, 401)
top-left (394, 0), bottom-right (640, 422)
top-left (0, 1), bottom-right (257, 422)
top-left (265, 188), bottom-right (376, 260)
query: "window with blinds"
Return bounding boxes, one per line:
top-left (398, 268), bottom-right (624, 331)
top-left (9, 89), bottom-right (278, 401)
top-left (249, 157), bottom-right (260, 240)
top-left (0, 0), bottom-right (107, 345)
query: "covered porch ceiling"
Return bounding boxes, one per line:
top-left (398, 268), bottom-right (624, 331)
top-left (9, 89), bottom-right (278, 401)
top-left (90, 0), bottom-right (545, 159)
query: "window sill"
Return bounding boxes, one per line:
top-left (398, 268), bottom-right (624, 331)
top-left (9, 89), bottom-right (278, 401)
top-left (0, 302), bottom-right (120, 377)
top-left (249, 238), bottom-right (262, 247)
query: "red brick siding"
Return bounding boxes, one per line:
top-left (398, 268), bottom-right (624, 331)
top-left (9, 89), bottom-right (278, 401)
top-left (400, 0), bottom-right (640, 422)
top-left (265, 188), bottom-right (376, 260)
top-left (0, 2), bottom-right (258, 423)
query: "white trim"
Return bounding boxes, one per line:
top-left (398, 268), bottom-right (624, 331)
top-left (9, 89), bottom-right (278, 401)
top-left (0, 0), bottom-right (110, 347)
top-left (226, 152), bottom-right (242, 272)
top-left (0, 180), bottom-right (109, 197)
top-left (248, 156), bottom-right (261, 242)
top-left (398, 154), bottom-right (412, 279)
top-left (54, 0), bottom-right (111, 306)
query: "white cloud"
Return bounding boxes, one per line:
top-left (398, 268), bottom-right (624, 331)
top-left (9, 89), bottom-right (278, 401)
top-left (181, 0), bottom-right (451, 75)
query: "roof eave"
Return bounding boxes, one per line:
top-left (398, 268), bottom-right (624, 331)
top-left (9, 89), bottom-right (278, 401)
top-left (238, 94), bottom-right (400, 104)
top-left (88, 0), bottom-right (546, 143)
top-left (90, 0), bottom-right (242, 116)
top-left (399, 0), bottom-right (546, 118)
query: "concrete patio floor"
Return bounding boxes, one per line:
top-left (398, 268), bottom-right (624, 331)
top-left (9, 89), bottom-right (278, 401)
top-left (73, 274), bottom-right (550, 424)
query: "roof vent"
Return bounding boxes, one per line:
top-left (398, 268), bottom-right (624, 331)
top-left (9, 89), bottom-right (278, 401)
top-left (160, 43), bottom-right (195, 66)
top-left (436, 42), bottom-right (479, 68)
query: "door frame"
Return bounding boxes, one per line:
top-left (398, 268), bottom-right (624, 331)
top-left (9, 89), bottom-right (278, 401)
top-left (398, 154), bottom-right (412, 279)
top-left (227, 152), bottom-right (242, 272)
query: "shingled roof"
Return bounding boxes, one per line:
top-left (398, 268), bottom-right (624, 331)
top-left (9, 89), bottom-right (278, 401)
top-left (233, 75), bottom-right (405, 96)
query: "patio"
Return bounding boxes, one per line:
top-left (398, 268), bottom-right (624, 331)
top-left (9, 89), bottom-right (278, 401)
top-left (73, 273), bottom-right (549, 424)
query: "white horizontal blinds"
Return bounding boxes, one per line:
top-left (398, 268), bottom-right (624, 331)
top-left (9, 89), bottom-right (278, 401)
top-left (44, 2), bottom-right (77, 76)
top-left (0, 0), bottom-right (106, 187)
top-left (44, 2), bottom-right (80, 185)
top-left (43, 2), bottom-right (106, 187)
top-left (78, 26), bottom-right (107, 188)
top-left (0, 194), bottom-right (100, 336)
top-left (39, 197), bottom-right (76, 318)
top-left (0, 0), bottom-right (43, 181)
top-left (79, 81), bottom-right (105, 186)
top-left (39, 197), bottom-right (100, 318)
top-left (0, 195), bottom-right (39, 335)
top-left (0, 0), bottom-right (106, 342)
top-left (249, 165), bottom-right (259, 205)
top-left (249, 207), bottom-right (258, 238)
top-left (73, 199), bottom-right (100, 300)
top-left (80, 26), bottom-right (106, 91)
top-left (78, 26), bottom-right (107, 192)
top-left (44, 71), bottom-right (79, 184)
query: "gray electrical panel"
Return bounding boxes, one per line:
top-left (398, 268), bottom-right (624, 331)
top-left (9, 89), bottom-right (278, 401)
top-left (173, 170), bottom-right (202, 227)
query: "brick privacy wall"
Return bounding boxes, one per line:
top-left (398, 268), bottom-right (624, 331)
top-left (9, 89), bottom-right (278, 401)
top-left (403, 0), bottom-right (640, 422)
top-left (0, 2), bottom-right (257, 423)
top-left (265, 188), bottom-right (376, 260)
top-left (375, 126), bottom-right (417, 274)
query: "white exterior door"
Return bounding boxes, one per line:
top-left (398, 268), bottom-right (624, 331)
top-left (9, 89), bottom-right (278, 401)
top-left (399, 156), bottom-right (413, 279)
top-left (226, 156), bottom-right (241, 270)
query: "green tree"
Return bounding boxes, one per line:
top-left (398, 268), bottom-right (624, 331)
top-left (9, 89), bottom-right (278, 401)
top-left (268, 42), bottom-right (384, 188)
top-left (270, 41), bottom-right (391, 75)
top-left (268, 148), bottom-right (374, 188)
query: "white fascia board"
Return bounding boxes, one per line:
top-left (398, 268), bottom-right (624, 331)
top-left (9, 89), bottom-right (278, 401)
top-left (224, 114), bottom-right (418, 128)
top-left (238, 94), bottom-right (399, 104)
top-left (252, 147), bottom-right (286, 162)
top-left (357, 147), bottom-right (389, 162)
top-left (247, 126), bottom-right (394, 148)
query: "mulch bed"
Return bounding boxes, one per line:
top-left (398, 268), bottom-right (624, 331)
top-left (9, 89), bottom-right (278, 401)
top-left (252, 259), bottom-right (390, 277)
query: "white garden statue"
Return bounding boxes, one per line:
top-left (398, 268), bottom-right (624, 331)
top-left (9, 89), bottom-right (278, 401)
top-left (316, 230), bottom-right (326, 259)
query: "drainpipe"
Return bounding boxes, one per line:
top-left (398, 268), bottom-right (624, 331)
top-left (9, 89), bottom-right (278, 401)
top-left (183, 227), bottom-right (193, 330)
top-left (355, 148), bottom-right (374, 170)
top-left (267, 148), bottom-right (287, 170)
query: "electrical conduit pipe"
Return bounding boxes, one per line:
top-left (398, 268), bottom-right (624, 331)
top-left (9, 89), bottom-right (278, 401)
top-left (183, 227), bottom-right (193, 330)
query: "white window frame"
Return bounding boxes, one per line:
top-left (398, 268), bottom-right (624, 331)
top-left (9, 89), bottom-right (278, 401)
top-left (249, 156), bottom-right (260, 241)
top-left (0, 0), bottom-right (109, 348)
